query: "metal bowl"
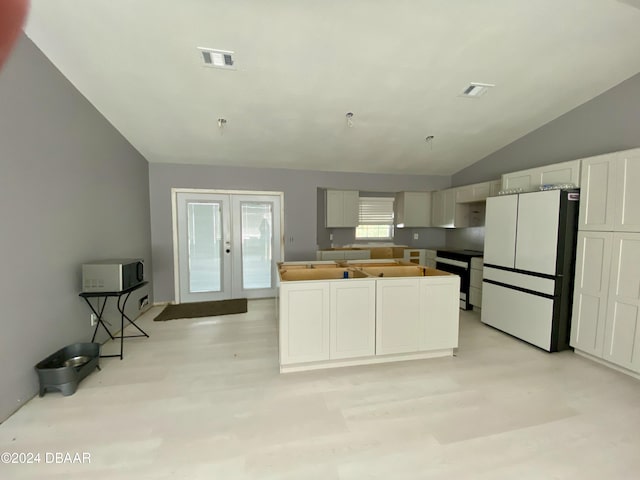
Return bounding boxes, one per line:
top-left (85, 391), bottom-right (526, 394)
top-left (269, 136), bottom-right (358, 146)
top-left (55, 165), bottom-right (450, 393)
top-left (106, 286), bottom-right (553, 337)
top-left (63, 355), bottom-right (91, 368)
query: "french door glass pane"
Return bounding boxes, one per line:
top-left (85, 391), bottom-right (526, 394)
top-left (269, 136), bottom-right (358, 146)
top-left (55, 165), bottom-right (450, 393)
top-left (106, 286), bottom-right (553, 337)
top-left (188, 202), bottom-right (222, 293)
top-left (241, 202), bottom-right (273, 289)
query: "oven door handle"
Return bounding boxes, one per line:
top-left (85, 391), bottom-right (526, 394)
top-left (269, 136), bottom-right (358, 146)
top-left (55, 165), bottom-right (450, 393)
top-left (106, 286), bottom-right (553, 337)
top-left (435, 257), bottom-right (469, 269)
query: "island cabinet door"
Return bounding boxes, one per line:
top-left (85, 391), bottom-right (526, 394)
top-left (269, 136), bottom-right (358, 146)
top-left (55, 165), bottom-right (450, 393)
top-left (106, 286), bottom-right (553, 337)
top-left (330, 280), bottom-right (376, 360)
top-left (418, 277), bottom-right (460, 351)
top-left (375, 278), bottom-right (421, 355)
top-left (279, 282), bottom-right (330, 365)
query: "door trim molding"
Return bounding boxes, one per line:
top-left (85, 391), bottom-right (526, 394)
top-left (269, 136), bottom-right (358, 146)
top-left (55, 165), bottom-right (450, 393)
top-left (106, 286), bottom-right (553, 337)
top-left (171, 188), bottom-right (285, 303)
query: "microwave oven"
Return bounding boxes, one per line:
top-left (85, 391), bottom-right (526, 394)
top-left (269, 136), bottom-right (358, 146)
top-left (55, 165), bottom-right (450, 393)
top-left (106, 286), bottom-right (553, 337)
top-left (82, 259), bottom-right (144, 293)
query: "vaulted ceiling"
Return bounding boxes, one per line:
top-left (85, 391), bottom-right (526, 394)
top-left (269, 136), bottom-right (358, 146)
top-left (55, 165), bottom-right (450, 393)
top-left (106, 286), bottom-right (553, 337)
top-left (25, 0), bottom-right (640, 175)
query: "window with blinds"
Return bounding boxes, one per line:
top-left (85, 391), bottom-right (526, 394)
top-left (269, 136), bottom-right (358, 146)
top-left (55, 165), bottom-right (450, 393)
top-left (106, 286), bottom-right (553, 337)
top-left (355, 196), bottom-right (394, 240)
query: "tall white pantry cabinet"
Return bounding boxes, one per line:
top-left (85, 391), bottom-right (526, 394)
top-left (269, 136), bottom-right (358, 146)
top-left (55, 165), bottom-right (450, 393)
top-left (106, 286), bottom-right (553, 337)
top-left (571, 148), bottom-right (640, 376)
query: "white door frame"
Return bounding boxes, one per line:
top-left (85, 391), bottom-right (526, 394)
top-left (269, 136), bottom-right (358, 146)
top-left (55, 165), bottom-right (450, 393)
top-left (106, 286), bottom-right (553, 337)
top-left (171, 188), bottom-right (285, 303)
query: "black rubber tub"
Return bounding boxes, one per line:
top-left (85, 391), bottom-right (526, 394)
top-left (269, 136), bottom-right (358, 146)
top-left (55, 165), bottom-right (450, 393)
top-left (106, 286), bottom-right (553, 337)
top-left (35, 343), bottom-right (100, 397)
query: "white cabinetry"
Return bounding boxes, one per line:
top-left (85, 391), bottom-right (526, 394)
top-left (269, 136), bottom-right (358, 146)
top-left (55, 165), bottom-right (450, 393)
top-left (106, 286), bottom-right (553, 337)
top-left (571, 148), bottom-right (640, 377)
top-left (395, 191), bottom-right (431, 227)
top-left (502, 159), bottom-right (581, 192)
top-left (570, 232), bottom-right (612, 357)
top-left (279, 270), bottom-right (460, 371)
top-left (578, 153), bottom-right (617, 231)
top-left (403, 248), bottom-right (425, 265)
top-left (432, 180), bottom-right (501, 228)
top-left (431, 190), bottom-right (447, 227)
top-left (431, 189), bottom-right (469, 228)
top-left (502, 170), bottom-right (536, 192)
top-left (418, 277), bottom-right (459, 350)
top-left (615, 150), bottom-right (640, 231)
top-left (581, 148), bottom-right (640, 232)
top-left (489, 180), bottom-right (502, 197)
top-left (376, 276), bottom-right (459, 355)
top-left (326, 189), bottom-right (359, 227)
top-left (425, 249), bottom-right (436, 269)
top-left (280, 278), bottom-right (376, 365)
top-left (456, 182), bottom-right (491, 203)
top-left (279, 282), bottom-right (330, 365)
top-left (572, 232), bottom-right (640, 375)
top-left (403, 248), bottom-right (436, 268)
top-left (330, 280), bottom-right (376, 359)
top-left (428, 180), bottom-right (499, 229)
top-left (376, 279), bottom-right (421, 355)
top-left (602, 233), bottom-right (640, 372)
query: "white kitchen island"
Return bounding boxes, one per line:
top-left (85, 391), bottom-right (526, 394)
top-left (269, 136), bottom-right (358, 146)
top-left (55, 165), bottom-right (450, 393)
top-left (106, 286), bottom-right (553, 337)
top-left (278, 264), bottom-right (460, 373)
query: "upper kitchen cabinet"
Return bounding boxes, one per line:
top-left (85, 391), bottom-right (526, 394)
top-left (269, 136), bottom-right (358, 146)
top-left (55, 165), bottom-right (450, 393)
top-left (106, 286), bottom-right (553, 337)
top-left (578, 153), bottom-right (617, 231)
top-left (614, 149), bottom-right (640, 232)
top-left (455, 181), bottom-right (491, 203)
top-left (502, 159), bottom-right (581, 192)
top-left (430, 180), bottom-right (499, 229)
top-left (579, 148), bottom-right (640, 232)
top-left (325, 189), bottom-right (359, 228)
top-left (489, 180), bottom-right (502, 197)
top-left (395, 191), bottom-right (431, 227)
top-left (432, 189), bottom-right (469, 228)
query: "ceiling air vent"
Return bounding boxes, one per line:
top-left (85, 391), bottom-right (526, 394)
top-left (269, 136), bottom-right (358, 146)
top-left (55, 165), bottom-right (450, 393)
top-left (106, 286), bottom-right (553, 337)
top-left (198, 47), bottom-right (235, 70)
top-left (460, 82), bottom-right (495, 98)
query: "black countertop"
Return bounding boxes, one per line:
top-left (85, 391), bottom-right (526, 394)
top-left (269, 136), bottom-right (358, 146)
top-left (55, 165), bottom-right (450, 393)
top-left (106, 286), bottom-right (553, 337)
top-left (436, 249), bottom-right (484, 260)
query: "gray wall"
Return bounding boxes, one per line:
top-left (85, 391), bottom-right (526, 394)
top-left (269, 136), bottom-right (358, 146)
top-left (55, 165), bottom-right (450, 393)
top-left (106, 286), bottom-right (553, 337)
top-left (0, 36), bottom-right (152, 422)
top-left (444, 227), bottom-right (486, 252)
top-left (448, 72), bottom-right (640, 251)
top-left (452, 72), bottom-right (640, 186)
top-left (149, 164), bottom-right (449, 302)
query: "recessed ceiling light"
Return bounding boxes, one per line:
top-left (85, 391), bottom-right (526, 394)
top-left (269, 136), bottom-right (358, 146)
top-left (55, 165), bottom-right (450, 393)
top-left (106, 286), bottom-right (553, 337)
top-left (459, 82), bottom-right (495, 98)
top-left (198, 47), bottom-right (235, 70)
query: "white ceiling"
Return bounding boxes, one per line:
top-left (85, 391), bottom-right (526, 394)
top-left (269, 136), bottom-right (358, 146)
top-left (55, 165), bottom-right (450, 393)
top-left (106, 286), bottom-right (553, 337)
top-left (24, 0), bottom-right (640, 175)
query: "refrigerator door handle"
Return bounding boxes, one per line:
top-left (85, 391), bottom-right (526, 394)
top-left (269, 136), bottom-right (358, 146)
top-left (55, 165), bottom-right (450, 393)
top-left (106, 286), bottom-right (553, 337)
top-left (483, 278), bottom-right (555, 300)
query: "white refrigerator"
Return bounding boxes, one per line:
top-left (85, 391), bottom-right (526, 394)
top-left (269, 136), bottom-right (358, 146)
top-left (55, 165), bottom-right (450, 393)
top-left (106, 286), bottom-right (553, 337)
top-left (481, 189), bottom-right (580, 351)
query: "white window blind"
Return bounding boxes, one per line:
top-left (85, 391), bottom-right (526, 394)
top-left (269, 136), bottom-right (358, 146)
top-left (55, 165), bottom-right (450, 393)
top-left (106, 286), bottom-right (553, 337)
top-left (358, 197), bottom-right (394, 225)
top-left (356, 196), bottom-right (395, 239)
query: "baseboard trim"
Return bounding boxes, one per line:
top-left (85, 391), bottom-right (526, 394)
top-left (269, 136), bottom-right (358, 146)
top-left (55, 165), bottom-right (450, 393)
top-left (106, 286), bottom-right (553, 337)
top-left (574, 349), bottom-right (640, 381)
top-left (280, 349), bottom-right (454, 373)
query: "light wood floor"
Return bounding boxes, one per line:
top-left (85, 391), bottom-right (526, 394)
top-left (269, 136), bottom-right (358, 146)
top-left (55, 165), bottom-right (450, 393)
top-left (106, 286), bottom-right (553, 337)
top-left (2, 300), bottom-right (640, 479)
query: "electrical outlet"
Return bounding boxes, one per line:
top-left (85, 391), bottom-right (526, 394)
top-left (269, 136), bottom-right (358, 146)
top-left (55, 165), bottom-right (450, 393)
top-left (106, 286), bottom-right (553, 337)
top-left (90, 314), bottom-right (97, 327)
top-left (413, 233), bottom-right (419, 240)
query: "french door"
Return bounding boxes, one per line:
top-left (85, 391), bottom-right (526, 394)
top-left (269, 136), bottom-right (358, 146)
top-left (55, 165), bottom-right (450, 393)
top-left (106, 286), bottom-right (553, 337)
top-left (174, 190), bottom-right (283, 302)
